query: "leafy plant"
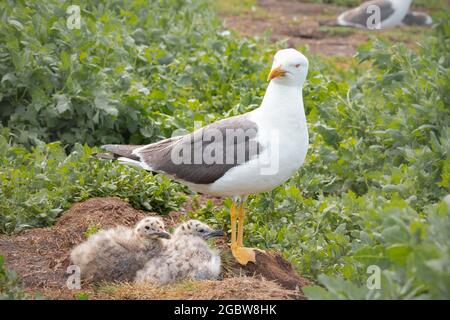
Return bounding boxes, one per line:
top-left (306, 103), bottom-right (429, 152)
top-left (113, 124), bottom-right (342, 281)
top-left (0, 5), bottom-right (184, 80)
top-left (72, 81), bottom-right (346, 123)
top-left (303, 198), bottom-right (450, 299)
top-left (0, 128), bottom-right (186, 234)
top-left (0, 255), bottom-right (29, 299)
top-left (0, 0), bottom-right (271, 148)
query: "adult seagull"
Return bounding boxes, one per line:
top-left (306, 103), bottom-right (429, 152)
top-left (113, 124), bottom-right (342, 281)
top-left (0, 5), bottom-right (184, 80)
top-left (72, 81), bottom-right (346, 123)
top-left (337, 0), bottom-right (413, 29)
top-left (98, 49), bottom-right (309, 265)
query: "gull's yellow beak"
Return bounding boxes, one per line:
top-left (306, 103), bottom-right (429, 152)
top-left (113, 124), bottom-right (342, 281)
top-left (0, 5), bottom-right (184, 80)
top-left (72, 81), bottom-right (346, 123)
top-left (267, 65), bottom-right (287, 81)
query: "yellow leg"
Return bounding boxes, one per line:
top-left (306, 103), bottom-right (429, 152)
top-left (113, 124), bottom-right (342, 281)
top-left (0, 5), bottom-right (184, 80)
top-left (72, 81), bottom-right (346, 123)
top-left (237, 202), bottom-right (245, 247)
top-left (230, 202), bottom-right (237, 246)
top-left (231, 199), bottom-right (256, 265)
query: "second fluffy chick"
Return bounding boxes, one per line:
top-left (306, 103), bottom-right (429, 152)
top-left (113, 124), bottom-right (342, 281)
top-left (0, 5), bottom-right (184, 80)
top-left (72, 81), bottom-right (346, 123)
top-left (135, 220), bottom-right (223, 285)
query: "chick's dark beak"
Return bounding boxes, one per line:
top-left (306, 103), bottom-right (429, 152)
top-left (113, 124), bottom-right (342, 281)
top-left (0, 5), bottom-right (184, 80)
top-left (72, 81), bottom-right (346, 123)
top-left (205, 230), bottom-right (225, 239)
top-left (154, 231), bottom-right (171, 239)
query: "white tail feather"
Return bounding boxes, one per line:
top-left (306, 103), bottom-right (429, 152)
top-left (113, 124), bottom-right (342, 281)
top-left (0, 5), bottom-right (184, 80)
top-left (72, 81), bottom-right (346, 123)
top-left (118, 157), bottom-right (144, 168)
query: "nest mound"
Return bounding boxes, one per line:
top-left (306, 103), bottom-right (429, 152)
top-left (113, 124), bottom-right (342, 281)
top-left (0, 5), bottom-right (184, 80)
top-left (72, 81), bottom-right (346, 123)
top-left (0, 197), bottom-right (311, 299)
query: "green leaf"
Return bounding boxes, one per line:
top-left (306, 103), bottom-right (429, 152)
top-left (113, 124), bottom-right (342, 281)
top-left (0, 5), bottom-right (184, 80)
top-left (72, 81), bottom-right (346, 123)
top-left (54, 94), bottom-right (71, 114)
top-left (94, 91), bottom-right (118, 116)
top-left (303, 285), bottom-right (334, 300)
top-left (8, 19), bottom-right (24, 31)
top-left (386, 244), bottom-right (412, 265)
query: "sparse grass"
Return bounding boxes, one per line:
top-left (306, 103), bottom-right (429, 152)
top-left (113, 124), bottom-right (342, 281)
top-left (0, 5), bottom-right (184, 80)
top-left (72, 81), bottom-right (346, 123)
top-left (74, 292), bottom-right (90, 300)
top-left (380, 26), bottom-right (435, 43)
top-left (96, 277), bottom-right (299, 300)
top-left (319, 25), bottom-right (435, 46)
top-left (209, 0), bottom-right (257, 15)
top-left (83, 223), bottom-right (101, 238)
top-left (319, 25), bottom-right (356, 36)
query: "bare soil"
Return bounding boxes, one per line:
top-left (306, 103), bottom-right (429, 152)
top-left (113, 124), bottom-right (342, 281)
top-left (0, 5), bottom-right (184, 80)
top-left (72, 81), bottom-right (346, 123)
top-left (0, 197), bottom-right (311, 300)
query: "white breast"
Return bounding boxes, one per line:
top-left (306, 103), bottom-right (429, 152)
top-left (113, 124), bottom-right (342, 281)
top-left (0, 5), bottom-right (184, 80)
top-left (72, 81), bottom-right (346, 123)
top-left (206, 104), bottom-right (309, 197)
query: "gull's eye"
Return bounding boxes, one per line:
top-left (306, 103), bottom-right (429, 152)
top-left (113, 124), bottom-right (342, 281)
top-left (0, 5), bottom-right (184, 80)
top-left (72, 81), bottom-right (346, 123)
top-left (145, 226), bottom-right (150, 230)
top-left (295, 64), bottom-right (301, 68)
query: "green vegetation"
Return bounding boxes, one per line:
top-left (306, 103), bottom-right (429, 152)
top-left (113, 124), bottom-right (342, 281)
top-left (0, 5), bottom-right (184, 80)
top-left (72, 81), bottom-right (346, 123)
top-left (302, 198), bottom-right (450, 299)
top-left (74, 292), bottom-right (90, 300)
top-left (0, 131), bottom-right (185, 233)
top-left (0, 255), bottom-right (29, 299)
top-left (0, 0), bottom-right (449, 299)
top-left (209, 0), bottom-right (257, 15)
top-left (83, 223), bottom-right (101, 238)
top-left (0, 0), bottom-right (269, 147)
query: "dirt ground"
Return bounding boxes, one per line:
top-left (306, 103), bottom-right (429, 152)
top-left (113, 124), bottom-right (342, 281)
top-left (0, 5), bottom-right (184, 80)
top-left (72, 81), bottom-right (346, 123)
top-left (0, 197), bottom-right (311, 300)
top-left (220, 0), bottom-right (435, 56)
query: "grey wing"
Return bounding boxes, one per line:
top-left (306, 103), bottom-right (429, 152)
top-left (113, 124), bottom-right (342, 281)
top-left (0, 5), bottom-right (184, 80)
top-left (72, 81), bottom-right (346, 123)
top-left (134, 114), bottom-right (262, 184)
top-left (342, 0), bottom-right (395, 26)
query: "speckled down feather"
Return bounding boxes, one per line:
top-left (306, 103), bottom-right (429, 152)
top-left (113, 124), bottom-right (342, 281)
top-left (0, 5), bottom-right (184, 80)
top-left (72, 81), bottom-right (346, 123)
top-left (70, 217), bottom-right (169, 283)
top-left (135, 220), bottom-right (221, 285)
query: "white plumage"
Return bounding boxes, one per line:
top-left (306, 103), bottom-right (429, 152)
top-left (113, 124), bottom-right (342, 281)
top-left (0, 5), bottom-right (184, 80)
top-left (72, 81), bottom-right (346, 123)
top-left (135, 220), bottom-right (223, 285)
top-left (70, 217), bottom-right (170, 283)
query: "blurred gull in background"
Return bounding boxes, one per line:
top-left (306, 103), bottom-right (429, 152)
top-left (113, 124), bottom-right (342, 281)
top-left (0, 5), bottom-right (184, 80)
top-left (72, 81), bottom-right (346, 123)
top-left (337, 0), bottom-right (413, 29)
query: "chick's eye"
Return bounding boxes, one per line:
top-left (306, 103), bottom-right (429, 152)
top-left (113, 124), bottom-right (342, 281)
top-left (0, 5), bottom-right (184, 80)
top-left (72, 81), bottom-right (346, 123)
top-left (295, 64), bottom-right (301, 68)
top-left (145, 226), bottom-right (150, 230)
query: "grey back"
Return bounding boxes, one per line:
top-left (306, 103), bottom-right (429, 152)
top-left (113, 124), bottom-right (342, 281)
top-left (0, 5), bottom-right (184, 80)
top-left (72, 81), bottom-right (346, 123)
top-left (137, 115), bottom-right (262, 184)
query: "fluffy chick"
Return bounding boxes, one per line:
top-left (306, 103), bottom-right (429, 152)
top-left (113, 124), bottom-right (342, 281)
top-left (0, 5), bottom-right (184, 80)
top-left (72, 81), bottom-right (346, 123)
top-left (135, 220), bottom-right (223, 285)
top-left (70, 216), bottom-right (170, 283)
